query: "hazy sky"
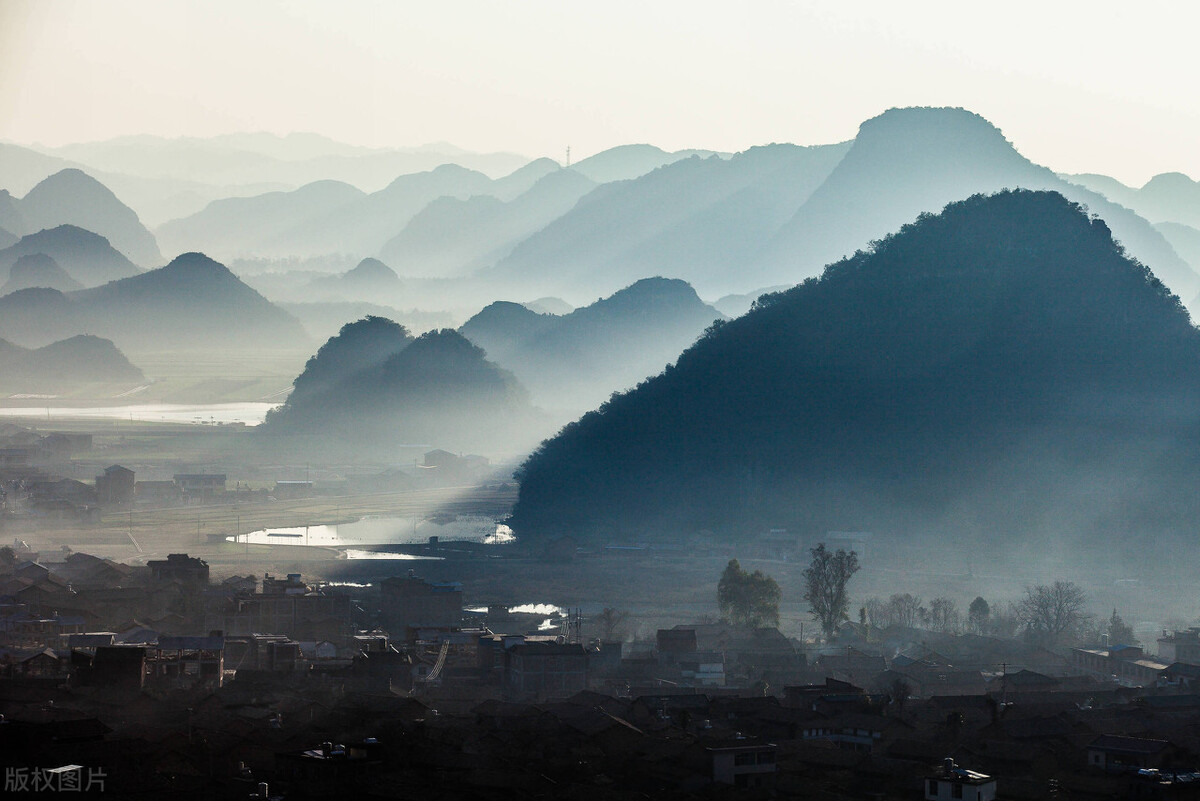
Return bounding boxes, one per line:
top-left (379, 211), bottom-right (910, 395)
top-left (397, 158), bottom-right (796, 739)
top-left (1, 0), bottom-right (1197, 185)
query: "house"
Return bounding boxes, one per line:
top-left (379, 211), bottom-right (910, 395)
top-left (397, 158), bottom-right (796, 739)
top-left (95, 465), bottom-right (134, 505)
top-left (924, 759), bottom-right (996, 801)
top-left (706, 737), bottom-right (777, 788)
top-left (1157, 627), bottom-right (1200, 664)
top-left (148, 553), bottom-right (210, 587)
top-left (378, 573), bottom-right (462, 639)
top-left (504, 641), bottom-right (588, 699)
top-left (173, 473), bottom-right (226, 501)
top-left (1086, 734), bottom-right (1172, 771)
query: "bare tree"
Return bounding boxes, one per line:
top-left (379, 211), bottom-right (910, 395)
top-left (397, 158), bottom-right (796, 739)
top-left (887, 593), bottom-right (924, 628)
top-left (927, 597), bottom-right (960, 633)
top-left (1016, 581), bottom-right (1090, 646)
top-left (803, 544), bottom-right (860, 639)
top-left (595, 607), bottom-right (629, 641)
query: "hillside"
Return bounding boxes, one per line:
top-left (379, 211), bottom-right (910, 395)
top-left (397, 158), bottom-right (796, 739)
top-left (757, 107), bottom-right (1199, 301)
top-left (262, 326), bottom-right (544, 457)
top-left (378, 168), bottom-right (597, 277)
top-left (460, 277), bottom-right (723, 410)
top-left (0, 252), bottom-right (309, 352)
top-left (509, 190), bottom-right (1200, 557)
top-left (489, 143), bottom-right (848, 299)
top-left (156, 179), bottom-right (366, 259)
top-left (0, 334), bottom-right (144, 391)
top-left (0, 225), bottom-right (140, 287)
top-left (0, 253), bottom-right (83, 295)
top-left (304, 257), bottom-right (403, 302)
top-left (18, 169), bottom-right (162, 266)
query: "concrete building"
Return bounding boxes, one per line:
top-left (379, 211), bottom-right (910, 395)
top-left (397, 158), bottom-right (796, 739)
top-left (95, 465), bottom-right (134, 505)
top-left (173, 473), bottom-right (226, 501)
top-left (924, 759), bottom-right (996, 801)
top-left (504, 641), bottom-right (588, 699)
top-left (707, 738), bottom-right (777, 788)
top-left (379, 573), bottom-right (462, 639)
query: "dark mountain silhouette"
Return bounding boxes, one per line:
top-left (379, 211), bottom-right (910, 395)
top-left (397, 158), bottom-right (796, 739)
top-left (509, 190), bottom-right (1200, 556)
top-left (0, 225), bottom-right (140, 288)
top-left (0, 253), bottom-right (83, 295)
top-left (460, 277), bottom-right (723, 410)
top-left (488, 143), bottom-right (849, 298)
top-left (282, 315), bottom-right (413, 409)
top-left (0, 334), bottom-right (144, 391)
top-left (18, 169), bottom-right (162, 266)
top-left (0, 252), bottom-right (308, 352)
top-left (156, 179), bottom-right (365, 260)
top-left (378, 168), bottom-right (597, 277)
top-left (304, 257), bottom-right (403, 301)
top-left (757, 107), bottom-right (1198, 300)
top-left (278, 301), bottom-right (454, 344)
top-left (263, 326), bottom-right (542, 457)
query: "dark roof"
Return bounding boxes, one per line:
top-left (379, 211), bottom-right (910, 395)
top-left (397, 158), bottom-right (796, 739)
top-left (1088, 734), bottom-right (1171, 755)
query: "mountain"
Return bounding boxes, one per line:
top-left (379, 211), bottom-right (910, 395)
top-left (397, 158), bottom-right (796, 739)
top-left (0, 189), bottom-right (27, 234)
top-left (711, 285), bottom-right (794, 318)
top-left (488, 143), bottom-right (849, 299)
top-left (302, 257), bottom-right (403, 303)
top-left (0, 252), bottom-right (309, 352)
top-left (1068, 172), bottom-right (1200, 230)
top-left (18, 169), bottom-right (162, 266)
top-left (279, 301), bottom-right (454, 343)
top-left (156, 180), bottom-right (366, 260)
top-left (253, 163), bottom-right (497, 258)
top-left (0, 226), bottom-right (140, 287)
top-left (460, 277), bottom-right (724, 411)
top-left (283, 316), bottom-right (413, 408)
top-left (0, 334), bottom-right (144, 391)
top-left (1157, 222), bottom-right (1200, 276)
top-left (756, 107), bottom-right (1199, 301)
top-left (0, 253), bottom-right (83, 295)
top-left (378, 168), bottom-right (597, 277)
top-left (509, 190), bottom-right (1200, 555)
top-left (0, 226), bottom-right (17, 250)
top-left (571, 144), bottom-right (722, 183)
top-left (36, 135), bottom-right (531, 192)
top-left (262, 326), bottom-right (542, 457)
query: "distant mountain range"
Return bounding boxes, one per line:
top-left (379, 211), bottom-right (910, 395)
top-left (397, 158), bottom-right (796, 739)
top-left (0, 169), bottom-right (161, 267)
top-left (262, 319), bottom-right (543, 457)
top-left (460, 277), bottom-right (724, 411)
top-left (0, 252), bottom-right (309, 353)
top-left (487, 143), bottom-right (849, 298)
top-left (510, 190), bottom-right (1200, 554)
top-left (1067, 171), bottom-right (1200, 230)
top-left (0, 225), bottom-right (141, 288)
top-left (0, 334), bottom-right (144, 391)
top-left (378, 168), bottom-right (597, 277)
top-left (0, 253), bottom-right (83, 295)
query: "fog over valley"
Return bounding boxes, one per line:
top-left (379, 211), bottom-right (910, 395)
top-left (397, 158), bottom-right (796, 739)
top-left (3, 3), bottom-right (1200, 796)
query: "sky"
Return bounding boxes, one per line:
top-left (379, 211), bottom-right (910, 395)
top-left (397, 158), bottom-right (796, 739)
top-left (1, 0), bottom-right (1197, 185)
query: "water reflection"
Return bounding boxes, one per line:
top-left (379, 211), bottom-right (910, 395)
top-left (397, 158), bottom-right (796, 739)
top-left (227, 515), bottom-right (512, 548)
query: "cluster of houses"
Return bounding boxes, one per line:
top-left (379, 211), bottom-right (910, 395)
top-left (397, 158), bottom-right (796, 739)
top-left (4, 547), bottom-right (1200, 797)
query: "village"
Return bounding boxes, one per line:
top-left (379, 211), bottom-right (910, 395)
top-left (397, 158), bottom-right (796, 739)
top-left (3, 421), bottom-right (1200, 799)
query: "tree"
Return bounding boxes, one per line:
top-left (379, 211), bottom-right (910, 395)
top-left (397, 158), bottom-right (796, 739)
top-left (803, 544), bottom-right (860, 639)
top-left (718, 559), bottom-right (781, 627)
top-left (967, 596), bottom-right (990, 634)
top-left (595, 608), bottom-right (629, 641)
top-left (887, 593), bottom-right (923, 628)
top-left (1016, 581), bottom-right (1091, 646)
top-left (1107, 609), bottom-right (1137, 646)
top-left (927, 597), bottom-right (960, 633)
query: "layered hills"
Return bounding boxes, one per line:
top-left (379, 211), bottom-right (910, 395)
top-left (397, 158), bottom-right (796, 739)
top-left (509, 190), bottom-right (1200, 555)
top-left (460, 277), bottom-right (723, 410)
top-left (0, 253), bottom-right (83, 295)
top-left (489, 143), bottom-right (848, 298)
top-left (0, 334), bottom-right (144, 392)
top-left (0, 225), bottom-right (140, 288)
top-left (262, 320), bottom-right (542, 457)
top-left (0, 252), bottom-right (309, 353)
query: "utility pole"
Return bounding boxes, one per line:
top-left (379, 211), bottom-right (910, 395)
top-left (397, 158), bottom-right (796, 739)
top-left (565, 145), bottom-right (571, 168)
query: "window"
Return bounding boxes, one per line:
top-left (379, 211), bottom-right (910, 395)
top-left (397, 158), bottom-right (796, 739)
top-left (734, 752), bottom-right (756, 766)
top-left (928, 779), bottom-right (938, 795)
top-left (951, 782), bottom-right (963, 799)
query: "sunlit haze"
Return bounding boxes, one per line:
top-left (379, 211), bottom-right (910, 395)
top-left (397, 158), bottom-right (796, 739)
top-left (2, 0), bottom-right (1198, 184)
